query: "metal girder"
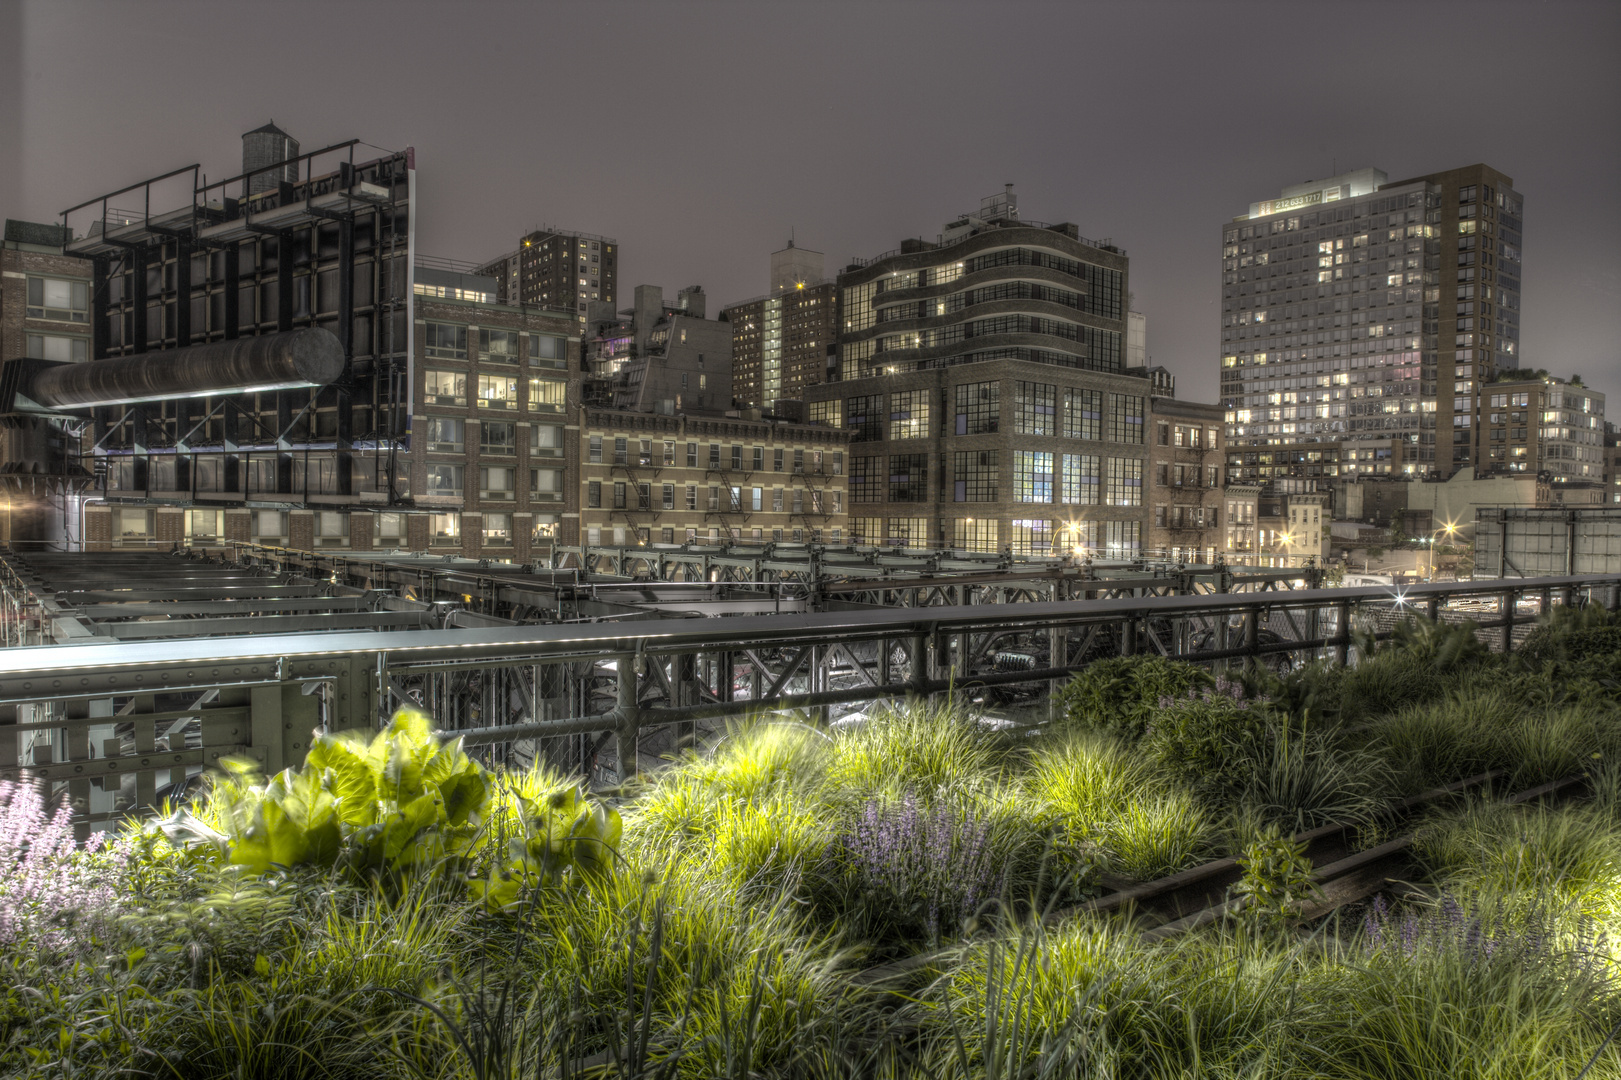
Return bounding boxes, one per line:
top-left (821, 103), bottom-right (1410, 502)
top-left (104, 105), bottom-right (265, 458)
top-left (100, 610), bottom-right (432, 640)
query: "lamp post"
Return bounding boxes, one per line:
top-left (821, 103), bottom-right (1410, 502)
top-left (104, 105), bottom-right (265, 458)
top-left (1426, 522), bottom-right (1457, 583)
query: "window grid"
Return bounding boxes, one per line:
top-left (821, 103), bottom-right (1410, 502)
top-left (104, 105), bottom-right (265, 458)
top-left (888, 454), bottom-right (928, 502)
top-left (1107, 393), bottom-right (1145, 443)
top-left (954, 381), bottom-right (1000, 435)
top-left (1060, 453), bottom-right (1100, 505)
top-left (1013, 381), bottom-right (1057, 436)
top-left (1063, 388), bottom-right (1102, 440)
top-left (889, 389), bottom-right (931, 440)
top-left (953, 450), bottom-right (998, 502)
top-left (849, 456), bottom-right (883, 503)
top-left (1013, 450), bottom-right (1054, 503)
top-left (1105, 457), bottom-right (1143, 506)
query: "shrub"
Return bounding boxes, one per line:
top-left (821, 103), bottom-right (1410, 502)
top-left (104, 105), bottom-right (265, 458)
top-left (1234, 826), bottom-right (1322, 922)
top-left (162, 707), bottom-right (619, 908)
top-left (1054, 656), bottom-right (1213, 740)
top-left (1140, 682), bottom-right (1267, 793)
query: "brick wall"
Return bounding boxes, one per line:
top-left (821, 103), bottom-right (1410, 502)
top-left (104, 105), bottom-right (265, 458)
top-left (83, 506), bottom-right (112, 552)
top-left (349, 512), bottom-right (373, 551)
top-left (155, 508), bottom-right (185, 548)
top-left (406, 513), bottom-right (430, 552)
top-left (224, 510), bottom-right (252, 545)
top-left (288, 511), bottom-right (314, 551)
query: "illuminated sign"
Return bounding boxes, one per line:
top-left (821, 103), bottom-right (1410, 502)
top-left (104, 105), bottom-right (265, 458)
top-left (1255, 190), bottom-right (1323, 217)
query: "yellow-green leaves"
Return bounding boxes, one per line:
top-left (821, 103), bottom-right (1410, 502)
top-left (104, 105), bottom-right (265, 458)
top-left (209, 706), bottom-right (619, 909)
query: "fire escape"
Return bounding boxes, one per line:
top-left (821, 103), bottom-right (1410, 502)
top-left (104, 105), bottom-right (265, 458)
top-left (789, 457), bottom-right (837, 536)
top-left (1165, 437), bottom-right (1218, 561)
top-left (704, 451), bottom-right (753, 540)
top-left (609, 438), bottom-right (662, 543)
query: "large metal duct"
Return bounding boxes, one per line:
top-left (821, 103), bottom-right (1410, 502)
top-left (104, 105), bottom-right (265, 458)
top-left (28, 328), bottom-right (344, 410)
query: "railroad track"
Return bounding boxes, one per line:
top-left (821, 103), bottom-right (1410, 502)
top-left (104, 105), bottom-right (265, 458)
top-left (854, 767), bottom-right (1589, 985)
top-left (1137, 769), bottom-right (1588, 940)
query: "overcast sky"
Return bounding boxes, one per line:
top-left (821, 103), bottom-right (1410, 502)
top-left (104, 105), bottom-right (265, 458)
top-left (4, 0), bottom-right (1617, 406)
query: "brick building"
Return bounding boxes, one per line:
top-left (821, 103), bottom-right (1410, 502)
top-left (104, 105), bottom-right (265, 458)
top-left (722, 242), bottom-right (837, 411)
top-left (0, 220), bottom-right (95, 546)
top-left (1147, 390), bottom-right (1226, 562)
top-left (476, 228), bottom-right (618, 333)
top-left (578, 407), bottom-right (850, 546)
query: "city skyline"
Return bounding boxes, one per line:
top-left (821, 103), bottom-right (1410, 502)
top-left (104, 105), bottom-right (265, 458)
top-left (2, 1), bottom-right (1617, 411)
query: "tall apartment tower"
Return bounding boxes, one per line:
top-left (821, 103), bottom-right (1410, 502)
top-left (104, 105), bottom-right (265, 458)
top-left (804, 191), bottom-right (1149, 556)
top-left (476, 229), bottom-right (618, 331)
top-left (722, 241), bottom-right (837, 411)
top-left (1221, 164), bottom-right (1523, 485)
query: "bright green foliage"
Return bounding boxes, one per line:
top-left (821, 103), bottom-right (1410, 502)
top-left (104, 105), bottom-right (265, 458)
top-left (197, 707), bottom-right (491, 878)
top-left (1054, 655), bottom-right (1213, 740)
top-left (171, 707), bottom-right (621, 909)
top-left (470, 781), bottom-right (624, 911)
top-left (1416, 799), bottom-right (1621, 923)
top-left (1233, 827), bottom-right (1322, 922)
top-left (830, 698), bottom-right (1005, 798)
top-left (1106, 792), bottom-right (1219, 881)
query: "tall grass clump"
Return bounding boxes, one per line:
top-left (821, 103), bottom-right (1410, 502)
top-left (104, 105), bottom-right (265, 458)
top-left (1416, 799), bottom-right (1621, 925)
top-left (1369, 688), bottom-right (1609, 793)
top-left (1235, 726), bottom-right (1395, 834)
top-left (934, 918), bottom-right (1301, 1077)
top-left (830, 697), bottom-right (1005, 799)
top-left (1024, 731), bottom-right (1157, 841)
top-left (1337, 617), bottom-right (1491, 723)
top-left (1283, 894), bottom-right (1619, 1080)
top-left (1053, 655), bottom-right (1212, 740)
top-left (1105, 791), bottom-right (1220, 881)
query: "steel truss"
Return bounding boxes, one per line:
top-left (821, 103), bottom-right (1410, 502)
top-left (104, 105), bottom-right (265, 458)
top-left (3, 562), bottom-right (1617, 838)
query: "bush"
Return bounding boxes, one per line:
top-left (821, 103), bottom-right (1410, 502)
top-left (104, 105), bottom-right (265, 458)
top-left (160, 708), bottom-right (620, 910)
top-left (1140, 683), bottom-right (1267, 794)
top-left (1054, 656), bottom-right (1213, 740)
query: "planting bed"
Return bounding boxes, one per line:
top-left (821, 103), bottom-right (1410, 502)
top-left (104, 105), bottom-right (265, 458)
top-left (4, 605), bottom-right (1621, 1078)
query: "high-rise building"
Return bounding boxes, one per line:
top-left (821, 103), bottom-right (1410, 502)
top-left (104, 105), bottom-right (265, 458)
top-left (804, 189), bottom-right (1148, 555)
top-left (476, 228), bottom-right (618, 331)
top-left (1221, 164), bottom-right (1524, 485)
top-left (722, 242), bottom-right (837, 410)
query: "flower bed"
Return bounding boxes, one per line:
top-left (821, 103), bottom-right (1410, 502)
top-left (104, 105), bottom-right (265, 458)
top-left (4, 605), bottom-right (1621, 1078)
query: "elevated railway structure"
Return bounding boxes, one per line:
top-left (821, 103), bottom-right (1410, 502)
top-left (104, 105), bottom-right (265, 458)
top-left (2, 542), bottom-right (1618, 837)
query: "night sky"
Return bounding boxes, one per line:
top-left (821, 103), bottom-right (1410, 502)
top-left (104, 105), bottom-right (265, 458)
top-left (4, 1), bottom-right (1617, 408)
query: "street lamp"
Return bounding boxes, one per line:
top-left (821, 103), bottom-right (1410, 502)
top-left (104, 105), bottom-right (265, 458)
top-left (1426, 521), bottom-right (1457, 583)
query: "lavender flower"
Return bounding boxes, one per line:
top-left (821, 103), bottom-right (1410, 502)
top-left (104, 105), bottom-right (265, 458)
top-left (0, 779), bottom-right (116, 956)
top-left (833, 793), bottom-right (1008, 947)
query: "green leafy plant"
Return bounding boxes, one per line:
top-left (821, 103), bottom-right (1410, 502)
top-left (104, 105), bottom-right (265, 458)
top-left (157, 707), bottom-right (619, 908)
top-left (1233, 827), bottom-right (1322, 923)
top-left (1140, 689), bottom-right (1267, 794)
top-left (1055, 656), bottom-right (1213, 741)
